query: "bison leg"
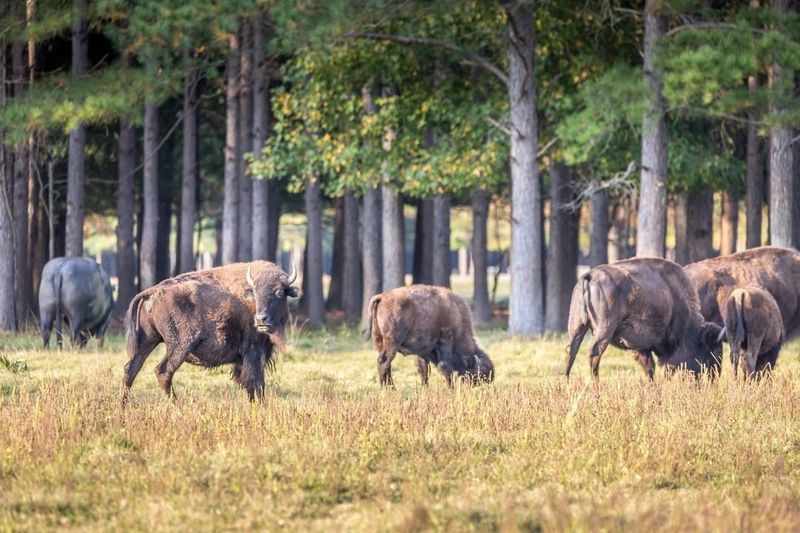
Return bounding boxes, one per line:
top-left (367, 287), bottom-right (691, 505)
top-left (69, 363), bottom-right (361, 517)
top-left (633, 350), bottom-right (656, 381)
top-left (755, 341), bottom-right (781, 380)
top-left (588, 332), bottom-right (612, 379)
top-left (235, 349), bottom-right (266, 402)
top-left (155, 345), bottom-right (192, 399)
top-left (743, 336), bottom-right (763, 380)
top-left (40, 312), bottom-right (54, 349)
top-left (564, 322), bottom-right (590, 378)
top-left (119, 335), bottom-right (161, 407)
top-left (416, 357), bottom-right (430, 386)
top-left (54, 312), bottom-right (63, 350)
top-left (377, 348), bottom-right (397, 387)
top-left (435, 344), bottom-right (456, 388)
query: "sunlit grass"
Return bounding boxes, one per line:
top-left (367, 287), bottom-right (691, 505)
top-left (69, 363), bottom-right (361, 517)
top-left (1, 328), bottom-right (800, 530)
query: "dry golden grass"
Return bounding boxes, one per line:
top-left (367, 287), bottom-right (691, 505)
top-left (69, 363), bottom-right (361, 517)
top-left (1, 328), bottom-right (800, 531)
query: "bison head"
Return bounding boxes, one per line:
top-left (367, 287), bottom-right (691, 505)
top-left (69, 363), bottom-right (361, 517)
top-left (247, 263), bottom-right (302, 335)
top-left (671, 321), bottom-right (724, 376)
top-left (462, 348), bottom-right (494, 385)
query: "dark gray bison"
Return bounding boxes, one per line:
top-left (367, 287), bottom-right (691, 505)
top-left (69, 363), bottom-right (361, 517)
top-left (565, 258), bottom-right (723, 379)
top-left (685, 246), bottom-right (800, 340)
top-left (721, 286), bottom-right (783, 378)
top-left (120, 262), bottom-right (299, 405)
top-left (39, 257), bottom-right (114, 349)
top-left (366, 285), bottom-right (494, 387)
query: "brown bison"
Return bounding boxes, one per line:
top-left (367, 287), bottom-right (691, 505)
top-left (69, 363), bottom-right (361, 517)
top-left (565, 258), bottom-right (723, 379)
top-left (685, 246), bottom-right (800, 340)
top-left (120, 262), bottom-right (299, 405)
top-left (721, 286), bottom-right (783, 378)
top-left (366, 285), bottom-right (494, 386)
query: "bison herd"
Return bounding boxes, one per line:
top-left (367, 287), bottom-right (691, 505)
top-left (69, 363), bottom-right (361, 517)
top-left (35, 245), bottom-right (800, 403)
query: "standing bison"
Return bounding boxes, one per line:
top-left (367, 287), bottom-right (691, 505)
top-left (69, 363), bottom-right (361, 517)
top-left (721, 286), bottom-right (783, 378)
top-left (366, 285), bottom-right (494, 386)
top-left (39, 257), bottom-right (114, 349)
top-left (685, 246), bottom-right (800, 340)
top-left (120, 262), bottom-right (299, 405)
top-left (565, 258), bottom-right (723, 379)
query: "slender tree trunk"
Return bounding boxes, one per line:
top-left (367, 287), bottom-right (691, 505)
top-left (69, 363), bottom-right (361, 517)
top-left (139, 59), bottom-right (159, 290)
top-left (238, 21), bottom-right (253, 261)
top-left (432, 193), bottom-right (451, 287)
top-left (327, 197), bottom-right (345, 310)
top-left (343, 189), bottom-right (362, 325)
top-left (251, 14), bottom-right (272, 261)
top-left (116, 120), bottom-right (137, 316)
top-left (412, 199), bottom-right (433, 284)
top-left (26, 0), bottom-right (39, 317)
top-left (266, 183), bottom-right (281, 261)
top-left (362, 185), bottom-right (382, 327)
top-left (65, 0), bottom-right (87, 257)
top-left (687, 189), bottom-right (713, 263)
top-left (179, 62), bottom-right (198, 273)
top-left (0, 42), bottom-right (14, 330)
top-left (636, 0), bottom-right (668, 258)
top-left (746, 74), bottom-right (764, 248)
top-left (222, 32), bottom-right (240, 264)
top-left (12, 31), bottom-right (30, 326)
top-left (504, 3), bottom-right (543, 336)
top-left (674, 193), bottom-right (689, 265)
top-left (769, 0), bottom-right (793, 248)
top-left (588, 180), bottom-right (609, 267)
top-left (720, 192), bottom-right (738, 256)
top-left (545, 163), bottom-right (579, 332)
top-left (304, 177), bottom-right (324, 327)
top-left (382, 187), bottom-right (405, 290)
top-left (472, 189), bottom-right (491, 325)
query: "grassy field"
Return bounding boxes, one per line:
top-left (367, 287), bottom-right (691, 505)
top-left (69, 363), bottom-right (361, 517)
top-left (2, 326), bottom-right (800, 531)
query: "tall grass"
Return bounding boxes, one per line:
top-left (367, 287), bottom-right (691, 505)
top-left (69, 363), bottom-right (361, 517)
top-left (1, 330), bottom-right (799, 530)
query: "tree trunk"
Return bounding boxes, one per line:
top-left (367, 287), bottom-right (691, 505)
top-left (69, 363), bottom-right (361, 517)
top-left (381, 187), bottom-right (405, 290)
top-left (362, 185), bottom-right (382, 327)
top-left (304, 177), bottom-right (324, 327)
top-left (139, 60), bottom-right (159, 290)
top-left (472, 189), bottom-right (491, 326)
top-left (65, 0), bottom-right (87, 257)
top-left (412, 199), bottom-right (433, 284)
top-left (769, 0), bottom-right (793, 248)
top-left (720, 192), bottom-right (738, 256)
top-left (432, 193), bottom-right (451, 287)
top-left (746, 73), bottom-right (764, 249)
top-left (25, 0), bottom-right (39, 318)
top-left (251, 15), bottom-right (272, 261)
top-left (12, 32), bottom-right (30, 326)
top-left (267, 182), bottom-right (281, 261)
top-left (326, 197), bottom-right (345, 311)
top-left (0, 43), bottom-right (14, 330)
top-left (687, 189), bottom-right (713, 263)
top-left (674, 193), bottom-right (689, 266)
top-left (179, 63), bottom-right (198, 273)
top-left (116, 120), bottom-right (137, 316)
top-left (238, 21), bottom-right (253, 262)
top-left (222, 32), bottom-right (240, 265)
top-left (504, 3), bottom-right (544, 336)
top-left (545, 163), bottom-right (579, 332)
top-left (636, 0), bottom-right (668, 258)
top-left (588, 180), bottom-right (609, 267)
top-left (343, 189), bottom-right (362, 325)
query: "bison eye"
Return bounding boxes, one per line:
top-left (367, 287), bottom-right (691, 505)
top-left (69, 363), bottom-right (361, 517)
top-left (274, 289), bottom-right (284, 298)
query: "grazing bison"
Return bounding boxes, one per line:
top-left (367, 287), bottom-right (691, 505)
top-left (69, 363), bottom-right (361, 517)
top-left (366, 285), bottom-right (494, 387)
top-left (565, 258), bottom-right (723, 379)
top-left (685, 246), bottom-right (800, 340)
top-left (39, 257), bottom-right (114, 349)
top-left (120, 262), bottom-right (299, 405)
top-left (721, 286), bottom-right (783, 378)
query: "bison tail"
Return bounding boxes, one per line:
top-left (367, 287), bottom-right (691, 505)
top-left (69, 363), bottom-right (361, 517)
top-left (125, 292), bottom-right (147, 358)
top-left (735, 290), bottom-right (745, 345)
top-left (364, 294), bottom-right (382, 340)
top-left (580, 273), bottom-right (593, 327)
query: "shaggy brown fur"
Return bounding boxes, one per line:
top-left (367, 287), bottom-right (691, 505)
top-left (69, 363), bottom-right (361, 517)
top-left (121, 262), bottom-right (299, 405)
top-left (565, 258), bottom-right (723, 379)
top-left (722, 286), bottom-right (783, 378)
top-left (685, 246), bottom-right (800, 340)
top-left (366, 285), bottom-right (494, 387)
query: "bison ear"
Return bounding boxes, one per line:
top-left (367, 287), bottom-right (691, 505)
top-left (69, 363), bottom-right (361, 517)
top-left (285, 286), bottom-right (302, 299)
top-left (701, 323), bottom-right (723, 348)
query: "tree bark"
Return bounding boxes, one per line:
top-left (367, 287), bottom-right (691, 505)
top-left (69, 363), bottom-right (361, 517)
top-left (251, 15), bottom-right (272, 261)
top-left (304, 177), bottom-right (324, 327)
top-left (139, 59), bottom-right (159, 290)
top-left (12, 29), bottom-right (30, 326)
top-left (472, 189), bottom-right (491, 325)
top-left (381, 187), bottom-right (405, 290)
top-left (116, 120), bottom-right (137, 316)
top-left (327, 197), bottom-right (344, 310)
top-left (412, 199), bottom-right (433, 284)
top-left (432, 193), bottom-right (451, 287)
top-left (545, 163), bottom-right (579, 332)
top-left (362, 185), bottom-right (382, 327)
top-left (588, 180), bottom-right (609, 267)
top-left (720, 192), bottom-right (738, 256)
top-left (238, 21), bottom-right (253, 262)
top-left (504, 3), bottom-right (543, 336)
top-left (673, 193), bottom-right (689, 266)
top-left (65, 0), bottom-right (87, 257)
top-left (179, 62), bottom-right (198, 273)
top-left (222, 32), bottom-right (240, 264)
top-left (746, 74), bottom-right (764, 249)
top-left (0, 42), bottom-right (14, 330)
top-left (266, 182), bottom-right (281, 261)
top-left (636, 0), bottom-right (668, 258)
top-left (343, 188), bottom-right (362, 325)
top-left (687, 189), bottom-right (713, 263)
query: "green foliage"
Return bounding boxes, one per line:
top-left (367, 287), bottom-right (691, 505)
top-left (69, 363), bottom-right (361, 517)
top-left (0, 354), bottom-right (28, 374)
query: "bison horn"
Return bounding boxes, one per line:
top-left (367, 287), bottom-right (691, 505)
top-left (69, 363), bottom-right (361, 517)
top-left (287, 262), bottom-right (298, 285)
top-left (246, 264), bottom-right (255, 289)
top-left (717, 326), bottom-right (727, 344)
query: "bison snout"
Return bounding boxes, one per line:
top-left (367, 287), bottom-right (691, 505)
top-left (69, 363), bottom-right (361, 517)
top-left (254, 314), bottom-right (275, 333)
